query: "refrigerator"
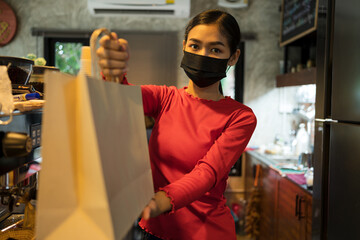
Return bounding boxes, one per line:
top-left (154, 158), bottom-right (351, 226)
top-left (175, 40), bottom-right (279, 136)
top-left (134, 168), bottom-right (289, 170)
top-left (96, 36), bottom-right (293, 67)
top-left (312, 0), bottom-right (360, 239)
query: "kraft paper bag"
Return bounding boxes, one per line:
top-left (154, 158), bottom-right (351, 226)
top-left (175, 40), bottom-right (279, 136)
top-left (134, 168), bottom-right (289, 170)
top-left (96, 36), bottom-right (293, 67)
top-left (36, 70), bottom-right (154, 239)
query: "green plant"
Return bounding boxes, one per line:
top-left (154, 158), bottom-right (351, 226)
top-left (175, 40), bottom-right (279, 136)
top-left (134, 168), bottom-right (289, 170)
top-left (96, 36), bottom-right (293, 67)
top-left (55, 42), bottom-right (83, 75)
top-left (25, 53), bottom-right (47, 66)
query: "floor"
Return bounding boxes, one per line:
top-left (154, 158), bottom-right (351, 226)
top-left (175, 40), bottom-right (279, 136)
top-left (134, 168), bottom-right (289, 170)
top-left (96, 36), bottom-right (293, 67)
top-left (237, 235), bottom-right (253, 240)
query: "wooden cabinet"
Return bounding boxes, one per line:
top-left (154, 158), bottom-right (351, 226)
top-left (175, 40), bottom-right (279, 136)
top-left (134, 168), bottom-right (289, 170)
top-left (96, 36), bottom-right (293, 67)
top-left (245, 152), bottom-right (312, 240)
top-left (259, 167), bottom-right (278, 240)
top-left (277, 177), bottom-right (312, 240)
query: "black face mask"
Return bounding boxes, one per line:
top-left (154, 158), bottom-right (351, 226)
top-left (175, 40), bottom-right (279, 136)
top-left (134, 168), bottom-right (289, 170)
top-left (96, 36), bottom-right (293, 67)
top-left (180, 51), bottom-right (229, 88)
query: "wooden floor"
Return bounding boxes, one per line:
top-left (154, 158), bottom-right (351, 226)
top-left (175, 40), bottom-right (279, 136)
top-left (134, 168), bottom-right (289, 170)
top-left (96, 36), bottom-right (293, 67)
top-left (237, 234), bottom-right (253, 240)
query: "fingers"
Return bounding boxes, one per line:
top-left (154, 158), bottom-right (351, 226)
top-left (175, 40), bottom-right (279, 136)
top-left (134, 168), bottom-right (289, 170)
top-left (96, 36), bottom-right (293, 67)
top-left (99, 34), bottom-right (120, 51)
top-left (141, 206), bottom-right (151, 221)
top-left (110, 32), bottom-right (118, 41)
top-left (96, 48), bottom-right (128, 61)
top-left (96, 32), bottom-right (129, 79)
top-left (98, 58), bottom-right (127, 69)
top-left (98, 34), bottom-right (129, 53)
top-left (101, 68), bottom-right (128, 78)
top-left (141, 192), bottom-right (173, 221)
top-left (141, 199), bottom-right (158, 220)
top-left (118, 38), bottom-right (129, 56)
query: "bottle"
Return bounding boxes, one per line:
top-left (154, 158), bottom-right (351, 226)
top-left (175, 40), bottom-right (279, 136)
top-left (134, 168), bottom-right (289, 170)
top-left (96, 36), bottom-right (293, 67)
top-left (295, 123), bottom-right (310, 156)
top-left (79, 46), bottom-right (92, 77)
top-left (305, 167), bottom-right (314, 189)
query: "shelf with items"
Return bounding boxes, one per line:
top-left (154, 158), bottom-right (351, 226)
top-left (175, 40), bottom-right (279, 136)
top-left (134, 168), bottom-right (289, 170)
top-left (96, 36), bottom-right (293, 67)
top-left (278, 0), bottom-right (318, 88)
top-left (277, 30), bottom-right (317, 87)
top-left (276, 67), bottom-right (316, 87)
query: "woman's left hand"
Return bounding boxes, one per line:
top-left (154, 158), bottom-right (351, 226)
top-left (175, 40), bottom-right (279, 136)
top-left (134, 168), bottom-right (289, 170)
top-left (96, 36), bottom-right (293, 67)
top-left (141, 191), bottom-right (172, 220)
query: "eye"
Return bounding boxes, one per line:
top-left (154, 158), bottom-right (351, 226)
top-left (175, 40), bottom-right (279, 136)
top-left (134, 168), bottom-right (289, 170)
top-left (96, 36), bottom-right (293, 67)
top-left (211, 48), bottom-right (221, 54)
top-left (189, 44), bottom-right (199, 50)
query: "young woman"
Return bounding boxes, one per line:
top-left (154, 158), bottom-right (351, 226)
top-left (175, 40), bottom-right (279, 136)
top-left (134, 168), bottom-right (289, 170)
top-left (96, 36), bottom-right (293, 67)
top-left (97, 9), bottom-right (256, 240)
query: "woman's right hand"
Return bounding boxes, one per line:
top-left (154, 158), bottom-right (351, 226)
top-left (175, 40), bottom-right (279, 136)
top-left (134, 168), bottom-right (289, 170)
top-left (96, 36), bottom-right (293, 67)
top-left (96, 32), bottom-right (130, 81)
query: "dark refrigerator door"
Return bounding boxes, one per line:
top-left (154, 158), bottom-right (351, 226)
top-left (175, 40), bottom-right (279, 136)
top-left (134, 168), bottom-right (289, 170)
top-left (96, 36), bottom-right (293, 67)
top-left (328, 122), bottom-right (360, 240)
top-left (312, 120), bottom-right (330, 240)
top-left (331, 0), bottom-right (360, 122)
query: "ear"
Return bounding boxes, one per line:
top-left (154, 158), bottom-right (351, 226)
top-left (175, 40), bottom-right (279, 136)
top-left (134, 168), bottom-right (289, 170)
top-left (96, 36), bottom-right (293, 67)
top-left (182, 40), bottom-right (186, 51)
top-left (228, 49), bottom-right (241, 66)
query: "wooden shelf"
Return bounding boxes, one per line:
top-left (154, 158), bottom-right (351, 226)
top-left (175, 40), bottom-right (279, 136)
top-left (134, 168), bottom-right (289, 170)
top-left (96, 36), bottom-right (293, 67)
top-left (276, 67), bottom-right (316, 87)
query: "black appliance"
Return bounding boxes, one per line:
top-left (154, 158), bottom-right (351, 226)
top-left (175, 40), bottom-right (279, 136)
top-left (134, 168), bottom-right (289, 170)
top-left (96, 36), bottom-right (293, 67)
top-left (312, 0), bottom-right (360, 239)
top-left (0, 110), bottom-right (42, 232)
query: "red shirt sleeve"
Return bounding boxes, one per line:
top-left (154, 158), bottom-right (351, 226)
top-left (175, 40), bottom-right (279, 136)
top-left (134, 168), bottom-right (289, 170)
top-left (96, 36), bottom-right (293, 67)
top-left (160, 109), bottom-right (256, 211)
top-left (107, 74), bottom-right (168, 118)
top-left (140, 85), bottom-right (172, 118)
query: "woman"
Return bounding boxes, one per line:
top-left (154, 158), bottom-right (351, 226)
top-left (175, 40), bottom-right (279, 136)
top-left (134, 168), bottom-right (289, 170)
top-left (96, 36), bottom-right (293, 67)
top-left (97, 9), bottom-right (256, 240)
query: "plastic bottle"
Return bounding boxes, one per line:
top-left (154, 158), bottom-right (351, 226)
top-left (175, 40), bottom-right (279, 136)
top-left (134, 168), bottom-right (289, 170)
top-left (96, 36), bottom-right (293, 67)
top-left (305, 167), bottom-right (314, 188)
top-left (79, 46), bottom-right (92, 77)
top-left (295, 123), bottom-right (310, 156)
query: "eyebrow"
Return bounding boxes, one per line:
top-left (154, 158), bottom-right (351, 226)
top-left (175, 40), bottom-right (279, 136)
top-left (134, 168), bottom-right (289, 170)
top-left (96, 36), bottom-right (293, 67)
top-left (188, 38), bottom-right (226, 47)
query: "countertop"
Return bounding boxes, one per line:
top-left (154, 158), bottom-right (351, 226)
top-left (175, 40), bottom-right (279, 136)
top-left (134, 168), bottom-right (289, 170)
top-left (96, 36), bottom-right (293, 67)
top-left (246, 150), bottom-right (313, 195)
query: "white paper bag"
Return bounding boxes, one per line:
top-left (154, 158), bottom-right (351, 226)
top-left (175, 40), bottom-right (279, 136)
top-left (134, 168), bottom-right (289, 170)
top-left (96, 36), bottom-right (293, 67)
top-left (36, 70), bottom-right (154, 239)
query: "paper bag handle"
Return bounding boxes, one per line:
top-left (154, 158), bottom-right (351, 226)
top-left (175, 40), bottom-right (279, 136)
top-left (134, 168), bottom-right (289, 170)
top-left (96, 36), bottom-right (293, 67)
top-left (0, 111), bottom-right (13, 125)
top-left (90, 28), bottom-right (119, 83)
top-left (0, 64), bottom-right (14, 125)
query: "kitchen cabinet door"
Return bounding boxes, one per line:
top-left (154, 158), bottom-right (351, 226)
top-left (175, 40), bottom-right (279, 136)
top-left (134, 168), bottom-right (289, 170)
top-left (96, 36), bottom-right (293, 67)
top-left (277, 177), bottom-right (312, 240)
top-left (245, 152), bottom-right (312, 240)
top-left (306, 194), bottom-right (312, 240)
top-left (259, 167), bottom-right (279, 240)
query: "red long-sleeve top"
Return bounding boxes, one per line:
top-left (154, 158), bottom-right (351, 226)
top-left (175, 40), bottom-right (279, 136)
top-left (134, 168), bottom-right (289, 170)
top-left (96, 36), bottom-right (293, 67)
top-left (128, 80), bottom-right (256, 239)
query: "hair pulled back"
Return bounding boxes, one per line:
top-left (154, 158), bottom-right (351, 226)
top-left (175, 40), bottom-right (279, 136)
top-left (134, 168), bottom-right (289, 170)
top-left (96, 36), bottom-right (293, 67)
top-left (184, 9), bottom-right (241, 55)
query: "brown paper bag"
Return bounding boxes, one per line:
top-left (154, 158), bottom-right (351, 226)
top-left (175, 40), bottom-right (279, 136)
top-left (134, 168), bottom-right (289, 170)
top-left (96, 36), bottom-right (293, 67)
top-left (36, 70), bottom-right (154, 239)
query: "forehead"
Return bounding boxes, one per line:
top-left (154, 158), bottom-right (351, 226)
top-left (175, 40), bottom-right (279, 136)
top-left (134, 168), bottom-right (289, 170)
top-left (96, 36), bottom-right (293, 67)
top-left (187, 24), bottom-right (228, 46)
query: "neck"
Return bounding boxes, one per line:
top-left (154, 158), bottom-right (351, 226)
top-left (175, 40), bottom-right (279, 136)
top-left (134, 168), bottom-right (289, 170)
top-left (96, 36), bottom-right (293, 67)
top-left (186, 80), bottom-right (224, 101)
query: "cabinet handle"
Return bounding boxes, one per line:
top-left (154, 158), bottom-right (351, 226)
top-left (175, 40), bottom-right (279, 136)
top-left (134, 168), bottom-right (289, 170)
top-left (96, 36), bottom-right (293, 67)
top-left (295, 194), bottom-right (299, 217)
top-left (298, 196), bottom-right (306, 220)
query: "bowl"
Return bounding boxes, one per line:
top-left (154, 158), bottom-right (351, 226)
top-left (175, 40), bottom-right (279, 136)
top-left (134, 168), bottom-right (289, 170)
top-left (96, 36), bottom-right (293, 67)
top-left (0, 56), bottom-right (34, 85)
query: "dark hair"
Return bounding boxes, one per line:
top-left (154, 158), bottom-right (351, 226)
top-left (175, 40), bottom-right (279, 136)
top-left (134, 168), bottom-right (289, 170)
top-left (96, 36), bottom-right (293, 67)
top-left (184, 9), bottom-right (241, 55)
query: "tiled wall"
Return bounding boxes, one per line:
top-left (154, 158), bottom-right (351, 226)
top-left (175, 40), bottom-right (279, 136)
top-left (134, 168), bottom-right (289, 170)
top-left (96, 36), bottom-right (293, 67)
top-left (2, 0), bottom-right (285, 147)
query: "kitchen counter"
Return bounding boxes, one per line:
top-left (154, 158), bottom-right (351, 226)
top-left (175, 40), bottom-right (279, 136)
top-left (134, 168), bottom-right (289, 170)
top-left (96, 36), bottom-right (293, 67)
top-left (245, 150), bottom-right (313, 240)
top-left (246, 150), bottom-right (313, 195)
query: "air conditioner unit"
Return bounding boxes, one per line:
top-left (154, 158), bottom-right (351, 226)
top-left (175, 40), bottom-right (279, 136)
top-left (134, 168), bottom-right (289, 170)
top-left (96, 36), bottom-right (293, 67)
top-left (88, 0), bottom-right (190, 18)
top-left (218, 0), bottom-right (248, 8)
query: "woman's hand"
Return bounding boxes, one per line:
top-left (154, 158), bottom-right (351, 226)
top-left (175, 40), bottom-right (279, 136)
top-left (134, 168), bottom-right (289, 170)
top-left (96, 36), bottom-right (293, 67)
top-left (141, 191), bottom-right (173, 220)
top-left (96, 32), bottom-right (130, 81)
